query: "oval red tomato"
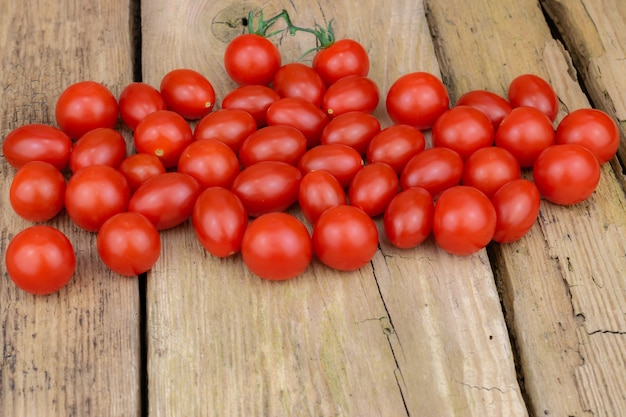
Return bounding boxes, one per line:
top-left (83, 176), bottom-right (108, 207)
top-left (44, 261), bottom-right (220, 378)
top-left (461, 146), bottom-right (521, 198)
top-left (400, 147), bottom-right (464, 198)
top-left (224, 34), bottom-right (281, 86)
top-left (272, 62), bottom-right (326, 107)
top-left (455, 89), bottom-right (512, 131)
top-left (160, 68), bottom-right (216, 120)
top-left (321, 76), bottom-right (380, 118)
top-left (2, 123), bottom-right (72, 170)
top-left (69, 127), bottom-right (127, 173)
top-left (508, 74), bottom-right (559, 121)
top-left (221, 85), bottom-right (280, 127)
top-left (491, 179), bottom-right (541, 243)
top-left (321, 111), bottom-right (381, 155)
top-left (118, 82), bottom-right (167, 130)
top-left (133, 109), bottom-right (193, 169)
top-left (194, 108), bottom-right (258, 152)
top-left (177, 138), bottom-right (240, 189)
top-left (266, 97), bottom-right (329, 148)
top-left (366, 124), bottom-right (425, 174)
top-left (555, 108), bottom-right (619, 164)
top-left (10, 161), bottom-right (66, 222)
top-left (118, 153), bottom-right (166, 192)
top-left (238, 124), bottom-right (307, 167)
top-left (383, 187), bottom-right (434, 249)
top-left (298, 144), bottom-right (364, 188)
top-left (312, 38), bottom-right (370, 86)
top-left (432, 105), bottom-right (494, 160)
top-left (348, 162), bottom-right (399, 217)
top-left (298, 170), bottom-right (347, 225)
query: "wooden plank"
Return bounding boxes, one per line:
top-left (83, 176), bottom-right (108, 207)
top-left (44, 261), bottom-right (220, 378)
top-left (0, 1), bottom-right (140, 416)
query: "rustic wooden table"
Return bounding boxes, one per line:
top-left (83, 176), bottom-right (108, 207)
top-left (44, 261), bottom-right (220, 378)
top-left (1, 0), bottom-right (625, 416)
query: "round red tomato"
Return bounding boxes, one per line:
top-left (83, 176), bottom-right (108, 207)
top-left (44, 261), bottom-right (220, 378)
top-left (97, 212), bottom-right (161, 276)
top-left (118, 82), bottom-right (167, 130)
top-left (432, 106), bottom-right (494, 160)
top-left (133, 109), bottom-right (193, 169)
top-left (400, 147), bottom-right (463, 198)
top-left (491, 179), bottom-right (540, 243)
top-left (238, 125), bottom-right (307, 167)
top-left (298, 170), bottom-right (347, 225)
top-left (10, 161), bottom-right (66, 222)
top-left (160, 68), bottom-right (216, 120)
top-left (455, 89), bottom-right (512, 131)
top-left (348, 162), bottom-right (399, 217)
top-left (321, 76), bottom-right (379, 118)
top-left (194, 108), bottom-right (257, 152)
top-left (69, 127), bottom-right (127, 173)
top-left (221, 85), bottom-right (280, 127)
top-left (177, 138), bottom-right (240, 189)
top-left (461, 146), bottom-right (521, 198)
top-left (224, 34), bottom-right (281, 86)
top-left (433, 186), bottom-right (496, 255)
top-left (5, 225), bottom-right (76, 295)
top-left (321, 111), bottom-right (381, 155)
top-left (298, 144), bottom-right (364, 188)
top-left (366, 124), bottom-right (425, 174)
top-left (312, 39), bottom-right (370, 86)
top-left (272, 62), bottom-right (326, 106)
top-left (241, 212), bottom-right (312, 280)
top-left (555, 108), bottom-right (619, 164)
top-left (118, 153), bottom-right (166, 192)
top-left (383, 187), bottom-right (434, 249)
top-left (266, 97), bottom-right (329, 148)
top-left (2, 123), bottom-right (72, 170)
top-left (508, 74), bottom-right (559, 121)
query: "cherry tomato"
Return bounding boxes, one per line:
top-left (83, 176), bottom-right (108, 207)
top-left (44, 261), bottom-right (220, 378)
top-left (231, 161), bottom-right (302, 217)
top-left (321, 76), bottom-right (379, 118)
top-left (461, 146), bottom-right (521, 198)
top-left (133, 109), bottom-right (193, 169)
top-left (128, 172), bottom-right (201, 230)
top-left (366, 124), bottom-right (425, 174)
top-left (495, 106), bottom-right (555, 168)
top-left (5, 226), bottom-right (76, 295)
top-left (69, 127), bottom-right (127, 173)
top-left (194, 108), bottom-right (257, 153)
top-left (491, 179), bottom-right (540, 243)
top-left (298, 144), bottom-right (364, 188)
top-left (242, 212), bottom-right (312, 280)
top-left (432, 106), bottom-right (494, 160)
top-left (159, 68), bottom-right (216, 120)
top-left (221, 85), bottom-right (280, 127)
top-left (55, 81), bottom-right (119, 139)
top-left (224, 34), bottom-right (281, 86)
top-left (272, 62), bottom-right (326, 107)
top-left (508, 74), bottom-right (559, 121)
top-left (65, 165), bottom-right (131, 232)
top-left (312, 205), bottom-right (378, 271)
top-left (97, 212), bottom-right (161, 276)
top-left (455, 89), bottom-right (512, 131)
top-left (118, 153), bottom-right (166, 192)
top-left (2, 123), bottom-right (72, 170)
top-left (400, 147), bottom-right (463, 198)
top-left (192, 187), bottom-right (248, 258)
top-left (383, 187), bottom-right (434, 249)
top-left (532, 144), bottom-right (601, 206)
top-left (266, 97), bottom-right (329, 148)
top-left (118, 82), bottom-right (167, 130)
top-left (238, 125), bottom-right (307, 167)
top-left (10, 161), bottom-right (66, 222)
top-left (321, 111), bottom-right (381, 155)
top-left (177, 138), bottom-right (240, 189)
top-left (312, 39), bottom-right (370, 86)
top-left (433, 186), bottom-right (496, 255)
top-left (348, 162), bottom-right (399, 217)
top-left (298, 170), bottom-right (347, 224)
top-left (386, 72), bottom-right (450, 130)
top-left (555, 108), bottom-right (619, 164)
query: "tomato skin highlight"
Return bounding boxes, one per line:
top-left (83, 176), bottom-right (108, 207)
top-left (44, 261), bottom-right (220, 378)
top-left (555, 108), bottom-right (619, 164)
top-left (383, 187), bottom-right (434, 249)
top-left (298, 144), bottom-right (364, 189)
top-left (491, 179), bottom-right (540, 243)
top-left (10, 161), bottom-right (66, 222)
top-left (224, 34), bottom-right (281, 86)
top-left (160, 68), bottom-right (216, 120)
top-left (312, 39), bottom-right (370, 86)
top-left (298, 170), bottom-right (347, 225)
top-left (2, 123), bottom-right (72, 170)
top-left (348, 162), bottom-right (399, 217)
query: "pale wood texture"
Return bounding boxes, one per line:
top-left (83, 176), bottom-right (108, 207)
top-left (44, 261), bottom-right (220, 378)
top-left (0, 1), bottom-right (140, 416)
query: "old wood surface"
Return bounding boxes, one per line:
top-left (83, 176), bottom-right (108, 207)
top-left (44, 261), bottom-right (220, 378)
top-left (1, 0), bottom-right (625, 416)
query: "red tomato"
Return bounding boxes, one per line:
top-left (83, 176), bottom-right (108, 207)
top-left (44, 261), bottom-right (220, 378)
top-left (366, 124), bottom-right (425, 174)
top-left (224, 34), bottom-right (281, 86)
top-left (241, 212), bottom-right (312, 280)
top-left (2, 123), bottom-right (72, 170)
top-left (194, 108), bottom-right (257, 152)
top-left (266, 97), bottom-right (329, 148)
top-left (128, 172), bottom-right (201, 230)
top-left (55, 81), bottom-right (119, 139)
top-left (461, 146), bottom-right (521, 198)
top-left (118, 82), bottom-right (167, 130)
top-left (10, 161), bottom-right (66, 222)
top-left (321, 76), bottom-right (379, 118)
top-left (298, 170), bottom-right (347, 224)
top-left (383, 187), bottom-right (434, 249)
top-left (159, 68), bottom-right (215, 120)
top-left (555, 108), bottom-right (619, 164)
top-left (491, 179), bottom-right (540, 243)
top-left (298, 144), bottom-right (364, 188)
top-left (495, 106), bottom-right (555, 168)
top-left (272, 62), bottom-right (326, 106)
top-left (69, 127), bottom-right (127, 173)
top-left (386, 72), bottom-right (450, 130)
top-left (400, 147), bottom-right (463, 198)
top-left (118, 153), bottom-right (166, 192)
top-left (238, 125), bottom-right (307, 167)
top-left (312, 205), bottom-right (378, 271)
top-left (97, 212), bottom-right (161, 276)
top-left (221, 85), bottom-right (280, 127)
top-left (5, 226), bottom-right (75, 295)
top-left (192, 187), bottom-right (248, 258)
top-left (177, 139), bottom-right (240, 189)
top-left (432, 106), bottom-right (494, 160)
top-left (65, 165), bottom-right (131, 232)
top-left (321, 111), bottom-right (381, 155)
top-left (348, 162), bottom-right (399, 217)
top-left (231, 161), bottom-right (302, 217)
top-left (312, 39), bottom-right (370, 86)
top-left (455, 89), bottom-right (512, 131)
top-left (433, 186), bottom-right (496, 255)
top-left (133, 109), bottom-right (193, 169)
top-left (532, 144), bottom-right (601, 206)
top-left (508, 74), bottom-right (559, 121)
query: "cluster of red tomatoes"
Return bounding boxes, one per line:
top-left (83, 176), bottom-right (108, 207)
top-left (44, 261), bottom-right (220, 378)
top-left (2, 14), bottom-right (620, 293)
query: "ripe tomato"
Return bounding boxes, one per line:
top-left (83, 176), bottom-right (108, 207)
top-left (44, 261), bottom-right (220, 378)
top-left (366, 124), bottom-right (425, 174)
top-left (118, 153), bottom-right (166, 192)
top-left (118, 82), bottom-right (167, 130)
top-left (400, 147), bottom-right (463, 198)
top-left (455, 89), bottom-right (512, 131)
top-left (321, 111), bottom-right (381, 155)
top-left (159, 68), bottom-right (216, 120)
top-left (508, 74), bottom-right (559, 121)
top-left (272, 62), bottom-right (326, 107)
top-left (461, 146), bottom-right (521, 198)
top-left (128, 172), bottom-right (201, 230)
top-left (433, 186), bottom-right (496, 255)
top-left (192, 187), bottom-right (248, 258)
top-left (312, 39), bottom-right (370, 86)
top-left (194, 108), bottom-right (257, 153)
top-left (133, 109), bottom-right (193, 169)
top-left (532, 144), bottom-right (600, 206)
top-left (5, 226), bottom-right (76, 295)
top-left (312, 205), bottom-right (378, 271)
top-left (10, 161), bottom-right (66, 222)
top-left (266, 97), bottom-right (329, 148)
top-left (221, 85), bottom-right (280, 127)
top-left (97, 212), bottom-right (161, 276)
top-left (298, 170), bottom-right (347, 224)
top-left (242, 212), bottom-right (312, 280)
top-left (231, 161), bottom-right (302, 217)
top-left (55, 80), bottom-right (119, 139)
top-left (224, 34), bottom-right (281, 86)
top-left (383, 187), bottom-right (434, 249)
top-left (69, 127), bottom-right (127, 173)
top-left (491, 179), bottom-right (540, 243)
top-left (177, 139), bottom-right (240, 189)
top-left (298, 143), bottom-right (364, 188)
top-left (65, 165), bottom-right (131, 232)
top-left (348, 162), bottom-right (399, 217)
top-left (2, 123), bottom-right (72, 170)
top-left (321, 76), bottom-right (379, 117)
top-left (238, 125), bottom-right (307, 167)
top-left (432, 106), bottom-right (494, 160)
top-left (386, 72), bottom-right (450, 130)
top-left (555, 108), bottom-right (619, 164)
